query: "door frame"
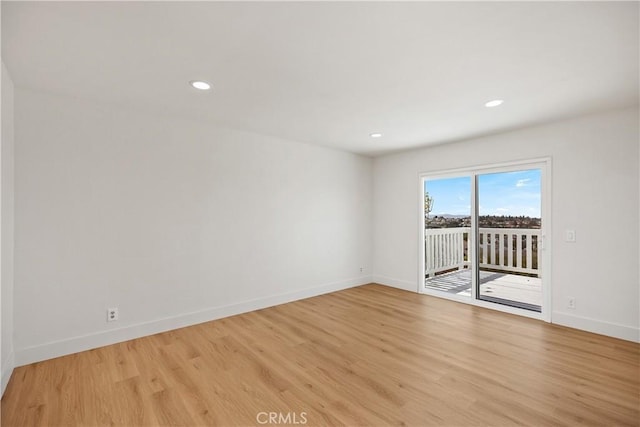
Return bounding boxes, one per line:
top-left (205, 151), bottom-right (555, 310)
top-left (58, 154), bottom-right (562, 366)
top-left (418, 157), bottom-right (552, 322)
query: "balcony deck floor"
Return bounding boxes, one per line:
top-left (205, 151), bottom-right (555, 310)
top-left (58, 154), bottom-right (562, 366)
top-left (425, 269), bottom-right (542, 310)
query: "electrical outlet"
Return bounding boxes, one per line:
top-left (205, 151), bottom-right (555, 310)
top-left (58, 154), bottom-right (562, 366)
top-left (565, 230), bottom-right (576, 242)
top-left (567, 297), bottom-right (576, 309)
top-left (360, 267), bottom-right (364, 273)
top-left (107, 307), bottom-right (119, 322)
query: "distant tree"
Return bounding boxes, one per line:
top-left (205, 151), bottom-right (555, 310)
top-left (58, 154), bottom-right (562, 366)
top-left (424, 192), bottom-right (434, 219)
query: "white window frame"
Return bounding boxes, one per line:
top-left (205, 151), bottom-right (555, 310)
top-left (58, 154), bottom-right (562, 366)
top-left (418, 158), bottom-right (552, 322)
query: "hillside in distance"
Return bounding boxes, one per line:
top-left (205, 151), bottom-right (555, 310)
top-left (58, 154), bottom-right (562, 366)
top-left (426, 215), bottom-right (541, 229)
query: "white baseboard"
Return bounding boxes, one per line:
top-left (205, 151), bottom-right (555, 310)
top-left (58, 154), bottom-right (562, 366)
top-left (552, 311), bottom-right (639, 343)
top-left (15, 277), bottom-right (372, 367)
top-left (1, 350), bottom-right (15, 396)
top-left (16, 278), bottom-right (635, 368)
top-left (372, 275), bottom-right (418, 292)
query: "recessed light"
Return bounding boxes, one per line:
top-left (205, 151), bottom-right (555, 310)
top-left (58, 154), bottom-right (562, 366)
top-left (485, 99), bottom-right (504, 107)
top-left (370, 133), bottom-right (383, 138)
top-left (190, 80), bottom-right (211, 91)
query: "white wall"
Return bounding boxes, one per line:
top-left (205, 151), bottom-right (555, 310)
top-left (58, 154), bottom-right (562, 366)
top-left (1, 61), bottom-right (15, 393)
top-left (13, 88), bottom-right (373, 365)
top-left (373, 107), bottom-right (640, 342)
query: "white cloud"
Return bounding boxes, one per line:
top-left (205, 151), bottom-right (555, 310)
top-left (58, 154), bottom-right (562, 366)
top-left (516, 179), bottom-right (531, 187)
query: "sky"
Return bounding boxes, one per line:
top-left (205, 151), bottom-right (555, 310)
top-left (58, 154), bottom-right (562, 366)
top-left (424, 169), bottom-right (541, 218)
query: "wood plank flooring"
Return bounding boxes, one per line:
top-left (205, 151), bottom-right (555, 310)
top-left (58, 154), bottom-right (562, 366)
top-left (2, 284), bottom-right (639, 426)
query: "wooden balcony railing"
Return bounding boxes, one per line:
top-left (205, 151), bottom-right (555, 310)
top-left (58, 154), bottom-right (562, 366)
top-left (425, 227), bottom-right (541, 278)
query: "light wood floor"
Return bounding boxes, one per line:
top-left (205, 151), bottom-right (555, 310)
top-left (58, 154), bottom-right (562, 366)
top-left (2, 284), bottom-right (639, 426)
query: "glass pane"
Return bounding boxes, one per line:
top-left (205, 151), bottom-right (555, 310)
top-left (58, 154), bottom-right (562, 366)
top-left (424, 176), bottom-right (471, 297)
top-left (477, 169), bottom-right (542, 312)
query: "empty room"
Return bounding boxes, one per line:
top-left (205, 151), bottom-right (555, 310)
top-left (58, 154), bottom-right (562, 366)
top-left (1, 1), bottom-right (639, 426)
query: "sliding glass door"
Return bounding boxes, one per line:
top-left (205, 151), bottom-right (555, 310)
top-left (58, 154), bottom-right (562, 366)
top-left (420, 161), bottom-right (548, 318)
top-left (476, 169), bottom-right (542, 312)
top-left (424, 176), bottom-right (472, 298)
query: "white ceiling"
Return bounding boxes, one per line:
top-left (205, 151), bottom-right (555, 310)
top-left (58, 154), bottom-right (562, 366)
top-left (3, 1), bottom-right (638, 156)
